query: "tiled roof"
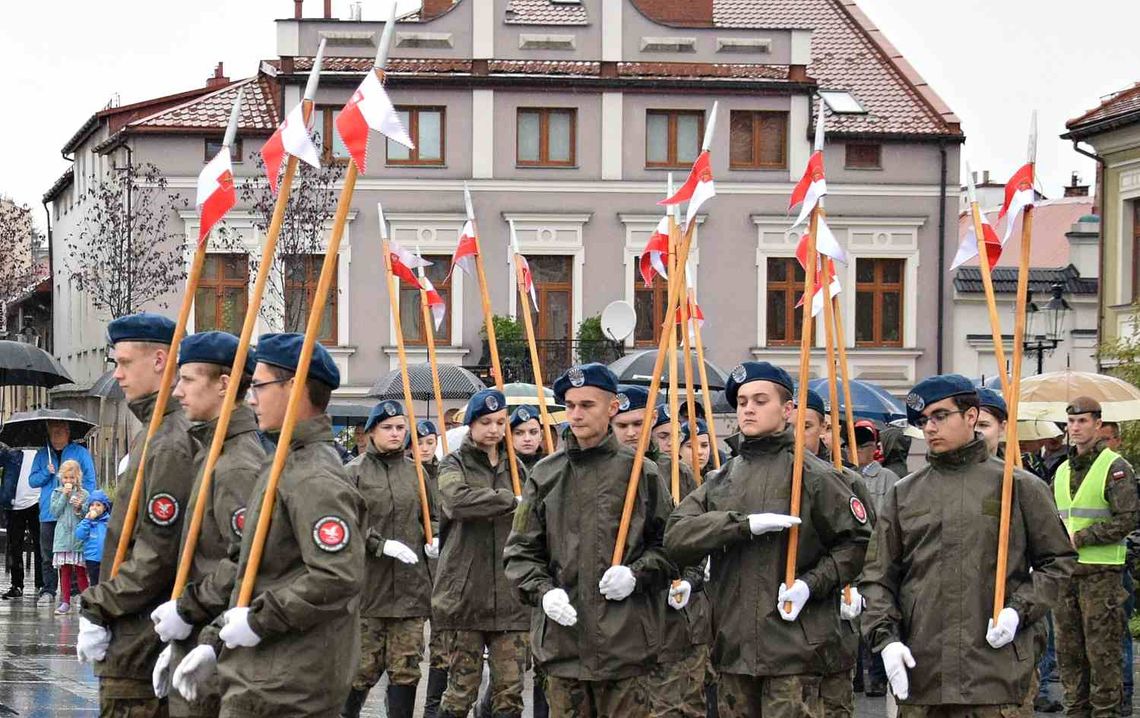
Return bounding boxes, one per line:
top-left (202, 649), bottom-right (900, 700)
top-left (126, 75), bottom-right (279, 134)
top-left (1066, 82), bottom-right (1140, 135)
top-left (956, 197), bottom-right (1094, 269)
top-left (489, 59), bottom-right (601, 75)
top-left (954, 265), bottom-right (1098, 296)
top-left (295, 56), bottom-right (472, 74)
top-left (505, 0), bottom-right (588, 26)
top-left (618, 62), bottom-right (788, 80)
top-left (42, 166), bottom-right (74, 204)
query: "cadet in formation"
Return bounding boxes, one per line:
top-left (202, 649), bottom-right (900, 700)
top-left (171, 334), bottom-right (367, 717)
top-left (511, 406), bottom-right (547, 471)
top-left (150, 331), bottom-right (265, 717)
top-left (505, 364), bottom-right (676, 716)
top-left (861, 374), bottom-right (1077, 717)
top-left (665, 361), bottom-right (872, 717)
top-left (78, 313), bottom-right (198, 716)
top-left (433, 388), bottom-right (529, 718)
top-left (1053, 396), bottom-right (1139, 717)
top-left (974, 388), bottom-right (1009, 458)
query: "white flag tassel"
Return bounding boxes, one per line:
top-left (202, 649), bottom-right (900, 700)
top-left (377, 202), bottom-right (389, 240)
top-left (510, 221), bottom-right (538, 310)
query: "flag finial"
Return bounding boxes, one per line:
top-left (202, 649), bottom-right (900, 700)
top-left (509, 219), bottom-right (521, 253)
top-left (965, 160), bottom-right (977, 204)
top-left (374, 1), bottom-right (399, 70)
top-left (813, 95), bottom-right (826, 153)
top-left (667, 172), bottom-right (680, 222)
top-left (304, 39), bottom-right (328, 102)
top-left (701, 101), bottom-right (719, 152)
top-left (1027, 110), bottom-right (1038, 165)
top-left (463, 183), bottom-right (475, 221)
top-left (377, 202), bottom-right (389, 240)
top-left (223, 87), bottom-right (244, 148)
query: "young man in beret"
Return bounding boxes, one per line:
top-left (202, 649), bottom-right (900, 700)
top-left (148, 331), bottom-right (266, 716)
top-left (665, 361), bottom-right (871, 717)
top-left (975, 388), bottom-right (1009, 458)
top-left (342, 400), bottom-right (436, 718)
top-left (78, 312), bottom-right (198, 716)
top-left (1052, 396), bottom-right (1138, 717)
top-left (861, 374), bottom-right (1076, 716)
top-left (170, 333), bottom-right (366, 717)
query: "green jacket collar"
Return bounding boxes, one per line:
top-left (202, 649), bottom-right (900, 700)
top-left (927, 436), bottom-right (990, 472)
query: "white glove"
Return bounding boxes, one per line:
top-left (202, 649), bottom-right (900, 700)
top-left (382, 540), bottom-right (419, 565)
top-left (515, 495), bottom-right (523, 505)
top-left (219, 607), bottom-right (261, 649)
top-left (881, 642), bottom-right (916, 701)
top-left (840, 587), bottom-right (865, 621)
top-left (599, 565), bottom-right (637, 601)
top-left (424, 537), bottom-right (440, 559)
top-left (704, 557), bottom-right (711, 583)
top-left (777, 579), bottom-right (811, 622)
top-left (986, 607), bottom-right (1020, 649)
top-left (748, 513), bottom-right (801, 536)
top-left (152, 644), bottom-right (173, 698)
top-left (77, 616), bottom-right (111, 663)
top-left (668, 580), bottom-right (692, 610)
top-left (542, 588), bottom-right (578, 627)
top-left (172, 644), bottom-right (216, 703)
top-left (151, 599), bottom-right (193, 643)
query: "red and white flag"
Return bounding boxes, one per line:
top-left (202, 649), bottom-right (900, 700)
top-left (335, 71), bottom-right (414, 173)
top-left (261, 103), bottom-right (321, 195)
top-left (196, 149), bottom-right (236, 245)
top-left (789, 151), bottom-right (827, 229)
top-left (795, 216), bottom-right (846, 270)
top-left (518, 254), bottom-right (538, 309)
top-left (388, 240), bottom-right (430, 287)
top-left (998, 162), bottom-right (1035, 243)
top-left (639, 216), bottom-right (670, 286)
top-left (658, 150), bottom-right (715, 229)
top-left (449, 220), bottom-right (479, 279)
top-left (420, 274), bottom-right (446, 330)
top-left (675, 298), bottom-right (705, 328)
top-left (951, 212), bottom-right (1003, 271)
top-left (796, 259), bottom-right (842, 317)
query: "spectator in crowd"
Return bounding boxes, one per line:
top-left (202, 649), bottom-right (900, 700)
top-left (1, 444), bottom-right (42, 599)
top-left (48, 460), bottom-right (89, 614)
top-left (75, 490), bottom-right (111, 586)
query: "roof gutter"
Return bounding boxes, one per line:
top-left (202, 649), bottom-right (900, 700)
top-left (936, 140), bottom-right (948, 373)
top-left (1069, 138), bottom-right (1106, 370)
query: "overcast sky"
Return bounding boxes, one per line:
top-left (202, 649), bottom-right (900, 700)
top-left (2, 0), bottom-right (1138, 226)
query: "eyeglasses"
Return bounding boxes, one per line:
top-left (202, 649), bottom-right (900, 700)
top-left (247, 377), bottom-right (290, 399)
top-left (915, 409), bottom-right (965, 430)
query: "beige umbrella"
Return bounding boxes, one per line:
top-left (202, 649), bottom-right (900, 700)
top-left (1018, 370), bottom-right (1140, 422)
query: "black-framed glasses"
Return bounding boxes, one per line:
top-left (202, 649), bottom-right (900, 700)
top-left (247, 377), bottom-right (290, 399)
top-left (915, 409), bottom-right (965, 430)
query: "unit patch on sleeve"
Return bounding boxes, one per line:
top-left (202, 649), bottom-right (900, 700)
top-left (312, 516), bottom-right (350, 552)
top-left (148, 493), bottom-right (180, 526)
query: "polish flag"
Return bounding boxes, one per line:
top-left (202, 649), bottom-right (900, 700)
top-left (797, 259), bottom-right (842, 317)
top-left (420, 274), bottom-right (446, 330)
top-left (789, 151), bottom-right (827, 229)
top-left (998, 162), bottom-right (1035, 243)
top-left (449, 220), bottom-right (479, 279)
top-left (261, 103), bottom-right (321, 195)
top-left (795, 216), bottom-right (846, 270)
top-left (951, 212), bottom-right (1003, 271)
top-left (196, 148), bottom-right (236, 245)
top-left (675, 298), bottom-right (705, 328)
top-left (658, 151), bottom-right (715, 229)
top-left (518, 254), bottom-right (538, 309)
top-left (335, 71), bottom-right (414, 173)
top-left (639, 216), bottom-right (670, 286)
top-left (389, 241), bottom-right (431, 287)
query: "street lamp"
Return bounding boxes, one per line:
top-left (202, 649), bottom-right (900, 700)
top-left (1023, 282), bottom-right (1072, 374)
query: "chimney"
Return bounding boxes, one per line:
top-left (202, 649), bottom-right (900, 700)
top-left (1065, 214), bottom-right (1100, 278)
top-left (294, 0), bottom-right (303, 19)
top-left (422, 0), bottom-right (453, 19)
top-left (1064, 171), bottom-right (1089, 198)
top-left (324, 0), bottom-right (332, 18)
top-left (630, 0), bottom-right (714, 26)
top-left (982, 169), bottom-right (990, 184)
top-left (206, 62), bottom-right (229, 89)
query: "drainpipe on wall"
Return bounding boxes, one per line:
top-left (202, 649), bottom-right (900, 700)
top-left (41, 200), bottom-right (53, 354)
top-left (936, 141), bottom-right (948, 373)
top-left (1070, 139), bottom-right (1106, 370)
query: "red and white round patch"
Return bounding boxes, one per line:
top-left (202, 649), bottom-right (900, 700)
top-left (312, 516), bottom-right (350, 552)
top-left (148, 493), bottom-right (179, 526)
top-left (230, 508), bottom-right (246, 538)
top-left (850, 496), bottom-right (868, 525)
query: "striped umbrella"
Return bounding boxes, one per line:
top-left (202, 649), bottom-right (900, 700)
top-left (368, 363), bottom-right (486, 401)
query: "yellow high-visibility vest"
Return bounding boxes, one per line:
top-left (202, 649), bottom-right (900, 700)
top-left (1054, 448), bottom-right (1126, 565)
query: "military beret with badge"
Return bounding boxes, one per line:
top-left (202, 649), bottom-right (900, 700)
top-left (614, 385), bottom-right (650, 416)
top-left (464, 388), bottom-right (508, 425)
top-left (178, 331), bottom-right (256, 376)
top-left (553, 362), bottom-right (619, 404)
top-left (976, 387), bottom-right (1008, 422)
top-left (724, 361), bottom-right (795, 409)
top-left (255, 332), bottom-right (341, 390)
top-left (365, 400), bottom-right (405, 431)
top-left (107, 312), bottom-right (176, 346)
top-left (906, 373), bottom-right (976, 426)
top-left (680, 419), bottom-right (708, 445)
top-left (416, 419), bottom-right (438, 438)
top-left (796, 388), bottom-right (827, 420)
top-left (510, 405), bottom-right (540, 429)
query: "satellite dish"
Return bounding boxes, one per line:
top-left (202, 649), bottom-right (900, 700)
top-left (601, 300), bottom-right (637, 342)
top-left (372, 0), bottom-right (424, 20)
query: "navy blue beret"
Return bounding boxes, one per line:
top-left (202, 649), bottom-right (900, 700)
top-left (652, 403), bottom-right (672, 429)
top-left (553, 363), bottom-right (619, 404)
top-left (976, 387), bottom-right (1008, 421)
top-left (255, 333), bottom-right (341, 390)
top-left (365, 400), bottom-right (405, 431)
top-left (510, 405), bottom-right (541, 429)
top-left (680, 419), bottom-right (708, 445)
top-left (724, 361), bottom-right (794, 408)
top-left (107, 312), bottom-right (176, 345)
top-left (906, 374), bottom-right (976, 425)
top-left (178, 331), bottom-right (255, 376)
top-left (416, 419), bottom-right (438, 438)
top-left (615, 385), bottom-right (650, 415)
top-left (464, 388), bottom-right (508, 425)
top-left (797, 388), bottom-right (827, 418)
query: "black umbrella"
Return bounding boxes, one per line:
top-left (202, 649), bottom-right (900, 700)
top-left (369, 363), bottom-right (486, 401)
top-left (0, 340), bottom-right (73, 388)
top-left (0, 408), bottom-right (97, 448)
top-left (88, 369), bottom-right (124, 400)
top-left (608, 349), bottom-right (729, 391)
top-left (328, 402), bottom-right (375, 425)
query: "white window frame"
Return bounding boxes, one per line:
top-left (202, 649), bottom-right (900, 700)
top-left (501, 213), bottom-right (591, 338)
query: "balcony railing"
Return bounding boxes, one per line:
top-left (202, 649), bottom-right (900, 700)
top-left (466, 339), bottom-right (624, 385)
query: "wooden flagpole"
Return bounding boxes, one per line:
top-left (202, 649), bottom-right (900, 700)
top-left (171, 44), bottom-right (329, 596)
top-left (464, 185), bottom-right (522, 496)
top-left (509, 221), bottom-right (555, 455)
top-left (966, 162), bottom-right (1013, 403)
top-left (820, 258), bottom-right (844, 472)
top-left (677, 267), bottom-right (702, 476)
top-left (830, 286), bottom-right (859, 467)
top-left (689, 286), bottom-right (720, 472)
top-left (666, 192), bottom-right (683, 503)
top-left (415, 249), bottom-right (449, 455)
top-left (113, 88), bottom-right (245, 577)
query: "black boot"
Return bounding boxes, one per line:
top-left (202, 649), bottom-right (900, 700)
top-left (387, 683), bottom-right (417, 718)
top-left (341, 687), bottom-right (369, 718)
top-left (706, 683), bottom-right (719, 718)
top-left (533, 678), bottom-right (549, 718)
top-left (423, 667), bottom-right (448, 718)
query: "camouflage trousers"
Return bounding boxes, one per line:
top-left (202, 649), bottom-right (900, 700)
top-left (99, 678), bottom-right (168, 718)
top-left (717, 672), bottom-right (823, 718)
top-left (820, 669), bottom-right (854, 718)
top-left (352, 616), bottom-right (427, 690)
top-left (897, 705), bottom-right (1023, 718)
top-left (439, 629), bottom-right (527, 716)
top-left (645, 645), bottom-right (710, 717)
top-left (1055, 569), bottom-right (1127, 717)
top-left (545, 674), bottom-right (652, 717)
top-left (428, 619), bottom-right (448, 671)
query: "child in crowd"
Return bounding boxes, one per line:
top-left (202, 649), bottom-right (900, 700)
top-left (48, 460), bottom-right (89, 614)
top-left (75, 490), bottom-right (111, 586)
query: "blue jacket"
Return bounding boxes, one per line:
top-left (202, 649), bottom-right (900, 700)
top-left (75, 490), bottom-right (112, 563)
top-left (0, 446), bottom-right (24, 510)
top-left (28, 443), bottom-right (97, 523)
